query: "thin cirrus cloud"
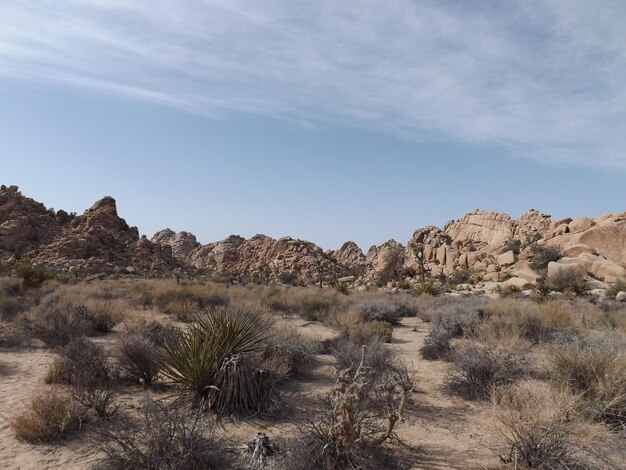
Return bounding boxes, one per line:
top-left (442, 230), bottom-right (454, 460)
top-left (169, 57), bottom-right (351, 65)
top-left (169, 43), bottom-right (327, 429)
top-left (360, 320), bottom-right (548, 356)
top-left (1, 0), bottom-right (626, 169)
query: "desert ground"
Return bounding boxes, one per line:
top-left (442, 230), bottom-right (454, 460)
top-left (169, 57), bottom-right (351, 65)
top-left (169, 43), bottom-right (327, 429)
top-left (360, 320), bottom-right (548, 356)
top-left (2, 275), bottom-right (626, 469)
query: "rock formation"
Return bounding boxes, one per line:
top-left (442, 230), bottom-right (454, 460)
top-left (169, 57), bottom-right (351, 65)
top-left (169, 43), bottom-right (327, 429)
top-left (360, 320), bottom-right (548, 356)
top-left (1, 184), bottom-right (625, 287)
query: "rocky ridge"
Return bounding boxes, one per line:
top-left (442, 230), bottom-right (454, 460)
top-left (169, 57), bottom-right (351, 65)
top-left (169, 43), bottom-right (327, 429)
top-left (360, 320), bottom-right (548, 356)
top-left (1, 185), bottom-right (625, 289)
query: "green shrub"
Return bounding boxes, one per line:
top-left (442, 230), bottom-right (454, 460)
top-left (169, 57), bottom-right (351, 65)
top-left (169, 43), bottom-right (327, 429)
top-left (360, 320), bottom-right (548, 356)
top-left (549, 268), bottom-right (587, 295)
top-left (492, 284), bottom-right (522, 298)
top-left (448, 269), bottom-right (472, 286)
top-left (530, 278), bottom-right (553, 302)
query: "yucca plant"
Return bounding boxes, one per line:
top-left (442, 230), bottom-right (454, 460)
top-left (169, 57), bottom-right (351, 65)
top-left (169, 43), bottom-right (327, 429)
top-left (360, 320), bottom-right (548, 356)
top-left (531, 278), bottom-right (553, 303)
top-left (414, 279), bottom-right (444, 296)
top-left (566, 278), bottom-right (589, 298)
top-left (160, 307), bottom-right (277, 414)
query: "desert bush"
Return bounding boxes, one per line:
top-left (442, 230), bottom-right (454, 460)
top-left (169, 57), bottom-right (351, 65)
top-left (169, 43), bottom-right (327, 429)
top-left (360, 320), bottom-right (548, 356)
top-left (117, 334), bottom-right (161, 386)
top-left (293, 345), bottom-right (413, 469)
top-left (492, 284), bottom-right (522, 298)
top-left (160, 307), bottom-right (279, 414)
top-left (164, 300), bottom-right (200, 322)
top-left (494, 381), bottom-right (610, 469)
top-left (605, 278), bottom-right (626, 300)
top-left (547, 336), bottom-right (626, 429)
top-left (345, 320), bottom-right (393, 344)
top-left (414, 280), bottom-right (445, 296)
top-left (530, 278), bottom-right (553, 303)
top-left (447, 337), bottom-right (530, 399)
top-left (529, 245), bottom-right (561, 272)
top-left (297, 294), bottom-right (337, 321)
top-left (14, 263), bottom-right (54, 288)
top-left (31, 304), bottom-right (114, 348)
top-left (448, 268), bottom-right (472, 286)
top-left (501, 239), bottom-right (522, 255)
top-left (421, 303), bottom-right (483, 360)
top-left (13, 391), bottom-right (84, 443)
top-left (0, 276), bottom-right (21, 295)
top-left (47, 337), bottom-right (118, 417)
top-left (0, 322), bottom-right (28, 348)
top-left (0, 296), bottom-right (25, 321)
top-left (331, 340), bottom-right (395, 382)
top-left (93, 398), bottom-right (227, 470)
top-left (352, 300), bottom-right (402, 325)
top-left (549, 268), bottom-right (586, 293)
top-left (261, 329), bottom-right (319, 378)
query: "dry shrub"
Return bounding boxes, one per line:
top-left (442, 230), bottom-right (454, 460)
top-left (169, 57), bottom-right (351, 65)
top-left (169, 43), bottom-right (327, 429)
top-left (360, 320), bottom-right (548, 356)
top-left (605, 278), bottom-right (626, 300)
top-left (351, 300), bottom-right (403, 325)
top-left (331, 340), bottom-right (396, 381)
top-left (261, 328), bottom-right (319, 378)
top-left (164, 300), bottom-right (200, 322)
top-left (0, 296), bottom-right (25, 321)
top-left (421, 302), bottom-right (483, 360)
top-left (155, 287), bottom-right (229, 314)
top-left (549, 268), bottom-right (587, 294)
top-left (447, 333), bottom-right (531, 399)
top-left (0, 322), bottom-right (28, 348)
top-left (297, 294), bottom-right (338, 321)
top-left (346, 320), bottom-right (393, 344)
top-left (13, 391), bottom-right (84, 443)
top-left (45, 337), bottom-right (118, 417)
top-left (31, 304), bottom-right (115, 348)
top-left (93, 398), bottom-right (228, 470)
top-left (494, 381), bottom-right (612, 469)
top-left (547, 335), bottom-right (626, 429)
top-left (117, 334), bottom-right (161, 386)
top-left (289, 345), bottom-right (414, 469)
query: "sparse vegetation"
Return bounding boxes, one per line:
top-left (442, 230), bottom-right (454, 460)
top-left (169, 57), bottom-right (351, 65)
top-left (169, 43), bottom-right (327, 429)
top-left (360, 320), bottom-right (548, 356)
top-left (14, 263), bottom-right (54, 289)
top-left (529, 245), bottom-right (561, 272)
top-left (414, 279), bottom-right (445, 296)
top-left (13, 392), bottom-right (84, 443)
top-left (93, 398), bottom-right (227, 470)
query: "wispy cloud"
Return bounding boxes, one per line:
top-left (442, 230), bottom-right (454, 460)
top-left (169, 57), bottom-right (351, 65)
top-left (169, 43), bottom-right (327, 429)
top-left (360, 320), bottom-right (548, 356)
top-left (1, 0), bottom-right (626, 169)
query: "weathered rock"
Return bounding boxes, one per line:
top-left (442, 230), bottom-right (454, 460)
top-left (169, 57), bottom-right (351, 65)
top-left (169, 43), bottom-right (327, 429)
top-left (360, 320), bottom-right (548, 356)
top-left (497, 250), bottom-right (516, 266)
top-left (547, 253), bottom-right (626, 282)
top-left (152, 229), bottom-right (200, 261)
top-left (616, 291), bottom-right (626, 302)
top-left (444, 210), bottom-right (515, 247)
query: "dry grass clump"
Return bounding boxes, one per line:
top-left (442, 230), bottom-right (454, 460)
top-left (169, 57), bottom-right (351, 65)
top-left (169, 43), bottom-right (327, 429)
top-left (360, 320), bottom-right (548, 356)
top-left (447, 334), bottom-right (531, 400)
top-left (154, 285), bottom-right (229, 313)
top-left (351, 300), bottom-right (403, 325)
top-left (261, 327), bottom-right (319, 378)
top-left (93, 398), bottom-right (228, 470)
top-left (605, 277), bottom-right (626, 300)
top-left (421, 302), bottom-right (483, 360)
top-left (494, 381), bottom-right (612, 469)
top-left (13, 391), bottom-right (84, 443)
top-left (547, 335), bottom-right (626, 429)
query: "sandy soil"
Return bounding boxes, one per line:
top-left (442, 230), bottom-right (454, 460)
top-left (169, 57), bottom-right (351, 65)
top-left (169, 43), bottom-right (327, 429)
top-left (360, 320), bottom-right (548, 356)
top-left (0, 314), bottom-right (501, 469)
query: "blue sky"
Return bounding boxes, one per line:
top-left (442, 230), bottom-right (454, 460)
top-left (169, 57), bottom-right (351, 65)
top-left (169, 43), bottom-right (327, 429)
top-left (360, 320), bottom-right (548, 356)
top-left (1, 1), bottom-right (625, 250)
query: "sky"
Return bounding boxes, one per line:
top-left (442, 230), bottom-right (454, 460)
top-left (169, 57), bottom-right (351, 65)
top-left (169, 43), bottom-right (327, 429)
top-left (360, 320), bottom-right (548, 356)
top-left (1, 0), bottom-right (625, 250)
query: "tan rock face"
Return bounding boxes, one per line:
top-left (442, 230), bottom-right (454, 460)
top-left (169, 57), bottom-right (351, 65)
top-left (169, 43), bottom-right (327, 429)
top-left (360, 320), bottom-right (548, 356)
top-left (444, 210), bottom-right (515, 247)
top-left (497, 250), bottom-right (516, 266)
top-left (30, 196), bottom-right (179, 275)
top-left (0, 185), bottom-right (66, 257)
top-left (186, 234), bottom-right (349, 283)
top-left (152, 229), bottom-right (200, 261)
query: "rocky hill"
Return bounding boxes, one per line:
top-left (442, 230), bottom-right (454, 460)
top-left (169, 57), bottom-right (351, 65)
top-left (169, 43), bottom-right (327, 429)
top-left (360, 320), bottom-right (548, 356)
top-left (1, 185), bottom-right (625, 289)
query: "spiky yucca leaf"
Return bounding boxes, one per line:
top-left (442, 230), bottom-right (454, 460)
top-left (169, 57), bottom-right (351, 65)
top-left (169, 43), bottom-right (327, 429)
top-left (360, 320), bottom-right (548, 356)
top-left (160, 307), bottom-right (270, 407)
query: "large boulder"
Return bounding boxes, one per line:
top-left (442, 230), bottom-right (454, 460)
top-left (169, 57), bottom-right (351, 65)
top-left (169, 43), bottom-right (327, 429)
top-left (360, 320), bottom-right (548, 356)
top-left (547, 253), bottom-right (626, 282)
top-left (444, 210), bottom-right (515, 247)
